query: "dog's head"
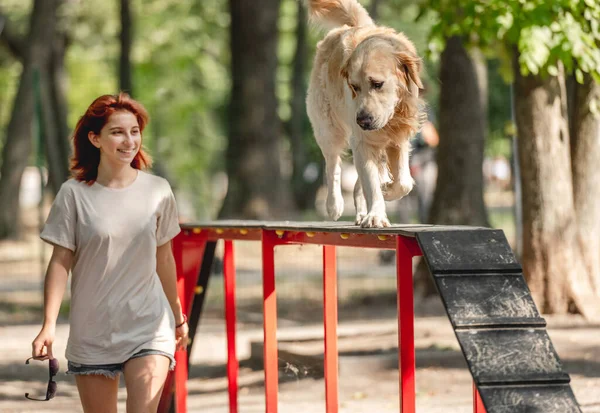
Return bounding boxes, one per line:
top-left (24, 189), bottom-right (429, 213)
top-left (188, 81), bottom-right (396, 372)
top-left (341, 32), bottom-right (423, 131)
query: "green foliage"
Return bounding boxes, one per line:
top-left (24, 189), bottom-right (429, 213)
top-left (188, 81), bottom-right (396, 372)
top-left (1, 0), bottom-right (233, 218)
top-left (487, 59), bottom-right (513, 158)
top-left (424, 0), bottom-right (600, 81)
top-left (130, 0), bottom-right (230, 218)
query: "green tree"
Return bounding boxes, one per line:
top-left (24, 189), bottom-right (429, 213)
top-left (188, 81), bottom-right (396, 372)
top-left (0, 0), bottom-right (64, 239)
top-left (426, 0), bottom-right (600, 318)
top-left (219, 0), bottom-right (294, 219)
top-left (119, 0), bottom-right (134, 96)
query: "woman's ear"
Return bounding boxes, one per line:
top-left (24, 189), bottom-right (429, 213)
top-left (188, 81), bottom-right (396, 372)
top-left (88, 131), bottom-right (101, 148)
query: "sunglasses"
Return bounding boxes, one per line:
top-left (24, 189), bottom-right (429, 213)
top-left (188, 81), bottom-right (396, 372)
top-left (24, 357), bottom-right (59, 401)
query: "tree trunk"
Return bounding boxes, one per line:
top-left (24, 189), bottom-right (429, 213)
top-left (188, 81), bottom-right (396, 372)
top-left (0, 0), bottom-right (61, 239)
top-left (513, 60), bottom-right (600, 318)
top-left (42, 30), bottom-right (70, 194)
top-left (570, 74), bottom-right (600, 298)
top-left (369, 0), bottom-right (382, 20)
top-left (415, 36), bottom-right (489, 297)
top-left (220, 0), bottom-right (294, 219)
top-left (288, 1), bottom-right (321, 210)
top-left (428, 37), bottom-right (489, 226)
top-left (119, 0), bottom-right (133, 96)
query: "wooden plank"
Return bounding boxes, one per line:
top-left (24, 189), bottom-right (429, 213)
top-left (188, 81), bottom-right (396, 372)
top-left (478, 384), bottom-right (581, 413)
top-left (417, 230), bottom-right (521, 273)
top-left (456, 329), bottom-right (570, 385)
top-left (435, 273), bottom-right (544, 328)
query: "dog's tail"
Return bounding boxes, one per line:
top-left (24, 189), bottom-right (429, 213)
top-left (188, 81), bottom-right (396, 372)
top-left (305, 0), bottom-right (374, 30)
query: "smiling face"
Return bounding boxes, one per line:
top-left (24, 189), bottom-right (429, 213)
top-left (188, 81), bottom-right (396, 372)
top-left (88, 110), bottom-right (142, 166)
top-left (342, 37), bottom-right (422, 131)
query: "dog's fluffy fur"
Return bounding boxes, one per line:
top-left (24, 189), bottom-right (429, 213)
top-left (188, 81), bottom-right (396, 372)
top-left (305, 0), bottom-right (423, 227)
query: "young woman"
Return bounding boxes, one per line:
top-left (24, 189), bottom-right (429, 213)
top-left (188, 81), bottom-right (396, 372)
top-left (31, 92), bottom-right (188, 413)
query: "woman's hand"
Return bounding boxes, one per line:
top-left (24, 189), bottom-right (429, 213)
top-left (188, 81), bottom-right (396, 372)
top-left (175, 321), bottom-right (189, 351)
top-left (32, 327), bottom-right (56, 360)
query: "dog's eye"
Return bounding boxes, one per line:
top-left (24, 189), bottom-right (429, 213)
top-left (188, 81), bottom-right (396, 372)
top-left (372, 81), bottom-right (384, 90)
top-left (351, 84), bottom-right (361, 93)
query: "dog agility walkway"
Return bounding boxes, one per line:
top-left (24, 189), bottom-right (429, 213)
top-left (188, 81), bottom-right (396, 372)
top-left (158, 221), bottom-right (581, 413)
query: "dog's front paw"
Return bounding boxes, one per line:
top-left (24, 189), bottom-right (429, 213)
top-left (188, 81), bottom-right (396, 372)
top-left (326, 193), bottom-right (344, 221)
top-left (360, 212), bottom-right (390, 228)
top-left (382, 176), bottom-right (414, 201)
top-left (355, 212), bottom-right (367, 225)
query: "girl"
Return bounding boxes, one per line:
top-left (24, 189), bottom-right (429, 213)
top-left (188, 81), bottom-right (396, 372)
top-left (31, 92), bottom-right (188, 413)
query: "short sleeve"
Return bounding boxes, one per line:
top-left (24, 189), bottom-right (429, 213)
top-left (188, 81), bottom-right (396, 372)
top-left (157, 187), bottom-right (181, 246)
top-left (41, 182), bottom-right (77, 251)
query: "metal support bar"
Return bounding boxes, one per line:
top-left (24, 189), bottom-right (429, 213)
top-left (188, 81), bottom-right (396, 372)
top-left (224, 241), bottom-right (239, 413)
top-left (262, 230), bottom-right (279, 413)
top-left (323, 245), bottom-right (339, 413)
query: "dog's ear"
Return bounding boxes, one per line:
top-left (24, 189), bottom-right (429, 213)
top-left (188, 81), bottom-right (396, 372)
top-left (396, 52), bottom-right (423, 96)
top-left (340, 61), bottom-right (357, 99)
top-left (340, 63), bottom-right (349, 80)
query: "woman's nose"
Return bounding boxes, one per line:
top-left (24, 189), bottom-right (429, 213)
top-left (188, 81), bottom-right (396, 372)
top-left (123, 133), bottom-right (134, 144)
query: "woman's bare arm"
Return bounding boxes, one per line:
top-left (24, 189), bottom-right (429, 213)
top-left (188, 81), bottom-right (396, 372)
top-left (32, 245), bottom-right (73, 359)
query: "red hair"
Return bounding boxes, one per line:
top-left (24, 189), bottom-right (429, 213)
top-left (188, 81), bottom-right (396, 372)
top-left (70, 92), bottom-right (153, 183)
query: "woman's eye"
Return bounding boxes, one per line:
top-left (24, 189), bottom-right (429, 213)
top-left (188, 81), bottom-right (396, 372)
top-left (372, 82), bottom-right (384, 90)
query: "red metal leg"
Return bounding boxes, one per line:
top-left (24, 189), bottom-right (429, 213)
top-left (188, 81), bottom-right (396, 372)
top-left (323, 245), bottom-right (339, 413)
top-left (158, 232), bottom-right (207, 413)
top-left (473, 383), bottom-right (486, 413)
top-left (224, 241), bottom-right (239, 413)
top-left (262, 231), bottom-right (279, 413)
top-left (396, 237), bottom-right (415, 413)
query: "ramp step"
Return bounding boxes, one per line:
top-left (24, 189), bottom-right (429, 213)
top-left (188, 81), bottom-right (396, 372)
top-left (456, 328), bottom-right (570, 385)
top-left (417, 230), bottom-right (521, 273)
top-left (435, 273), bottom-right (545, 328)
top-left (478, 384), bottom-right (581, 413)
top-left (417, 228), bottom-right (582, 412)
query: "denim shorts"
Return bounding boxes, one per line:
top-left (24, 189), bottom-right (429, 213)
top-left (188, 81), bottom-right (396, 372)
top-left (67, 349), bottom-right (176, 379)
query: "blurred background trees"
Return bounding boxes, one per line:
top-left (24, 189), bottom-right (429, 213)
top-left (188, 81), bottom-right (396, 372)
top-left (0, 0), bottom-right (599, 318)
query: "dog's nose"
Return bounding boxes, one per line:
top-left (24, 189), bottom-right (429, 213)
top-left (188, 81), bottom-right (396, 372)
top-left (356, 112), bottom-right (374, 130)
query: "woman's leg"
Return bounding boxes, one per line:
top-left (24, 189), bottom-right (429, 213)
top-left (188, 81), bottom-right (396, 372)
top-left (75, 374), bottom-right (120, 413)
top-left (123, 354), bottom-right (170, 413)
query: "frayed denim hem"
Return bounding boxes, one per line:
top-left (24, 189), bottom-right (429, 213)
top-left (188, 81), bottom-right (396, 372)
top-left (66, 368), bottom-right (121, 379)
top-left (128, 349), bottom-right (176, 371)
top-left (66, 349), bottom-right (175, 377)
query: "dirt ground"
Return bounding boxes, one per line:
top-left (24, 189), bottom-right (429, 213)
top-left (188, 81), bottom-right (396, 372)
top-left (1, 206), bottom-right (599, 412)
top-left (1, 308), bottom-right (599, 412)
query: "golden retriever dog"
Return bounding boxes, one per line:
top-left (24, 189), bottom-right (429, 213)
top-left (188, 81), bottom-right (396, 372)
top-left (305, 0), bottom-right (423, 227)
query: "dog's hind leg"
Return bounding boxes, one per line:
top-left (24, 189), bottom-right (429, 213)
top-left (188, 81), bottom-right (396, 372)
top-left (382, 141), bottom-right (414, 201)
top-left (353, 179), bottom-right (367, 225)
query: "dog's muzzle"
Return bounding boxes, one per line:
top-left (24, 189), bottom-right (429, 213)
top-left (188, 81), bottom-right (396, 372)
top-left (356, 111), bottom-right (376, 130)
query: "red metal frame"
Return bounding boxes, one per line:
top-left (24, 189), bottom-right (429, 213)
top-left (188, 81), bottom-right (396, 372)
top-left (159, 225), bottom-right (485, 413)
top-left (396, 236), bottom-right (422, 413)
top-left (262, 230), bottom-right (279, 412)
top-left (473, 383), bottom-right (486, 413)
top-left (158, 231), bottom-right (207, 413)
top-left (224, 241), bottom-right (239, 413)
top-left (323, 245), bottom-right (339, 412)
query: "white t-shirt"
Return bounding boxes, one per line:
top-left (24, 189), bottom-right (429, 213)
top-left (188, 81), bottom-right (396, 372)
top-left (40, 170), bottom-right (181, 365)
